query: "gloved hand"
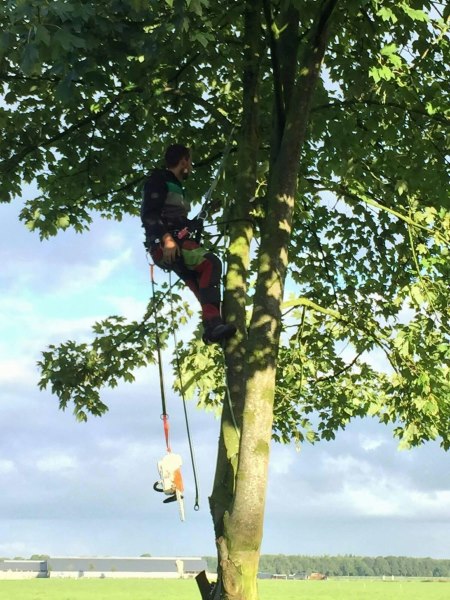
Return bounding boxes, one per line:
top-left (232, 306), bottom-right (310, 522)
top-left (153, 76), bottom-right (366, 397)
top-left (188, 218), bottom-right (203, 231)
top-left (188, 218), bottom-right (204, 243)
top-left (162, 234), bottom-right (180, 265)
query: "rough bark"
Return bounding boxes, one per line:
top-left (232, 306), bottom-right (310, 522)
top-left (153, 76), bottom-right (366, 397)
top-left (208, 2), bottom-right (340, 599)
top-left (209, 0), bottom-right (262, 569)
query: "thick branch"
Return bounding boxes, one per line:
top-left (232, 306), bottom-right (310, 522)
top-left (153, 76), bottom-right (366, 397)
top-left (262, 0), bottom-right (285, 132)
top-left (278, 0), bottom-right (340, 182)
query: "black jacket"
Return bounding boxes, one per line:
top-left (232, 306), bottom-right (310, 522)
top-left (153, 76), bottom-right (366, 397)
top-left (140, 169), bottom-right (191, 243)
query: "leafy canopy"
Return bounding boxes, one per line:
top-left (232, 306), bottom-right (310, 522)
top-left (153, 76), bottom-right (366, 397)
top-left (1, 0), bottom-right (449, 448)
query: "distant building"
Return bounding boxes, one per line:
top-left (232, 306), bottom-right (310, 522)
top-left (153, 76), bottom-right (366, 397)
top-left (0, 560), bottom-right (48, 579)
top-left (0, 557), bottom-right (207, 580)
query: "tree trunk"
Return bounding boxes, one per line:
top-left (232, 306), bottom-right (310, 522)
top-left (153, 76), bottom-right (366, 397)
top-left (208, 0), bottom-right (262, 582)
top-left (208, 2), bottom-right (340, 598)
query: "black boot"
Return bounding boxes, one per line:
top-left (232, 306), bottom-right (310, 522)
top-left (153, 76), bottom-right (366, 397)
top-left (203, 318), bottom-right (236, 344)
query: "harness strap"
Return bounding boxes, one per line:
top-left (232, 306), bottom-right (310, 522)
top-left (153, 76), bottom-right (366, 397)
top-left (162, 413), bottom-right (171, 453)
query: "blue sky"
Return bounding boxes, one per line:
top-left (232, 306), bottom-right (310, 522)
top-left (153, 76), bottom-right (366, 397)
top-left (1, 193), bottom-right (449, 561)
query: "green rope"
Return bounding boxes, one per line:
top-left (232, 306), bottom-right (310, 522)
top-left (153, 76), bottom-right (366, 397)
top-left (150, 265), bottom-right (168, 419)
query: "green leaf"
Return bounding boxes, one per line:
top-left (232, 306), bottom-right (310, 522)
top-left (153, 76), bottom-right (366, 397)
top-left (1, 0), bottom-right (449, 456)
top-left (395, 180), bottom-right (408, 196)
top-left (376, 7), bottom-right (398, 23)
top-left (400, 4), bottom-right (428, 22)
top-left (20, 43), bottom-right (40, 75)
top-left (379, 65), bottom-right (394, 80)
top-left (0, 31), bottom-right (13, 58)
top-left (410, 285), bottom-right (425, 307)
top-left (35, 25), bottom-right (51, 46)
top-left (55, 72), bottom-right (76, 104)
top-left (380, 43), bottom-right (398, 56)
top-left (56, 214), bottom-right (70, 229)
top-left (369, 66), bottom-right (380, 83)
top-left (53, 29), bottom-right (85, 51)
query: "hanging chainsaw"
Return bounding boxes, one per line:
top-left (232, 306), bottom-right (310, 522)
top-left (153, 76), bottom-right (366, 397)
top-left (153, 442), bottom-right (185, 522)
top-left (152, 414), bottom-right (185, 522)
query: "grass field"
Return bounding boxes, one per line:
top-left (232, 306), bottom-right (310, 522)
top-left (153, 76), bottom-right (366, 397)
top-left (1, 578), bottom-right (450, 600)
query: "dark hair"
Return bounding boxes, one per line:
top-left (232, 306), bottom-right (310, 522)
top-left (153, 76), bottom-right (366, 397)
top-left (164, 144), bottom-right (190, 168)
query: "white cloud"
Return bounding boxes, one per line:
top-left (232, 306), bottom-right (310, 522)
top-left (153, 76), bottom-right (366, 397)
top-left (342, 482), bottom-right (404, 517)
top-left (0, 297), bottom-right (34, 316)
top-left (35, 454), bottom-right (79, 473)
top-left (40, 315), bottom-right (99, 341)
top-left (101, 231), bottom-right (129, 252)
top-left (360, 347), bottom-right (393, 373)
top-left (103, 295), bottom-right (148, 321)
top-left (316, 452), bottom-right (450, 520)
top-left (0, 541), bottom-right (29, 557)
top-left (323, 453), bottom-right (373, 478)
top-left (98, 439), bottom-right (161, 471)
top-left (359, 434), bottom-right (387, 452)
top-left (57, 248), bottom-right (133, 294)
top-left (342, 482), bottom-right (450, 520)
top-left (270, 445), bottom-right (295, 476)
top-left (0, 459), bottom-right (16, 475)
top-left (0, 358), bottom-right (36, 385)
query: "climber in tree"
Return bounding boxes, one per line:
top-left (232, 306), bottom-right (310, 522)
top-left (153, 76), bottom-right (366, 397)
top-left (141, 143), bottom-right (236, 344)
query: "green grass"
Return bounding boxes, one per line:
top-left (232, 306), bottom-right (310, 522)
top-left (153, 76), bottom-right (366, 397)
top-left (0, 578), bottom-right (450, 600)
top-left (260, 579), bottom-right (450, 600)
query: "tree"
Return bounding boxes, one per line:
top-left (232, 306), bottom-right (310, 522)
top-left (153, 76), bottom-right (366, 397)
top-left (1, 1), bottom-right (449, 598)
top-left (373, 556), bottom-right (391, 577)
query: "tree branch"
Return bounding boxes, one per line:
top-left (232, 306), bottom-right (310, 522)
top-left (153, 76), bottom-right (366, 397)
top-left (0, 94), bottom-right (124, 175)
top-left (312, 98), bottom-right (449, 126)
top-left (337, 184), bottom-right (448, 246)
top-left (262, 0), bottom-right (285, 133)
top-left (163, 87), bottom-right (234, 129)
top-left (282, 297), bottom-right (342, 320)
top-left (316, 350), bottom-right (364, 382)
top-left (278, 0), bottom-right (340, 181)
